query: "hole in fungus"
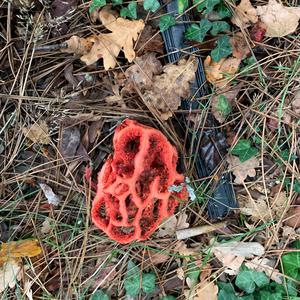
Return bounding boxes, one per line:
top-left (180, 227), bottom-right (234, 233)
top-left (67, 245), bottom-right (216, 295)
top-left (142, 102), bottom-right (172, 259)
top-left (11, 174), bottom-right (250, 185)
top-left (140, 216), bottom-right (153, 237)
top-left (115, 213), bottom-right (122, 221)
top-left (111, 225), bottom-right (135, 236)
top-left (115, 160), bottom-right (134, 177)
top-left (124, 138), bottom-right (140, 154)
top-left (153, 199), bottom-right (161, 221)
top-left (125, 195), bottom-right (139, 223)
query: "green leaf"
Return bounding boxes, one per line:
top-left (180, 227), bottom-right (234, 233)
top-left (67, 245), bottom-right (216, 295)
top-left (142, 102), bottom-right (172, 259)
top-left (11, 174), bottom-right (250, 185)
top-left (160, 296), bottom-right (176, 300)
top-left (193, 0), bottom-right (220, 13)
top-left (112, 0), bottom-right (123, 5)
top-left (217, 282), bottom-right (239, 300)
top-left (120, 2), bottom-right (137, 19)
top-left (216, 95), bottom-right (231, 118)
top-left (235, 269), bottom-right (269, 294)
top-left (159, 15), bottom-right (176, 32)
top-left (293, 240), bottom-right (300, 249)
top-left (282, 252), bottom-right (300, 279)
top-left (143, 0), bottom-right (160, 12)
top-left (231, 139), bottom-right (258, 162)
top-left (89, 0), bottom-right (106, 13)
top-left (257, 290), bottom-right (282, 300)
top-left (90, 290), bottom-right (109, 300)
top-left (124, 260), bottom-right (141, 296)
top-left (216, 2), bottom-right (232, 18)
top-left (210, 21), bottom-right (230, 36)
top-left (178, 0), bottom-right (188, 13)
top-left (185, 19), bottom-right (212, 42)
top-left (211, 35), bottom-right (232, 61)
top-left (142, 272), bottom-right (156, 294)
top-left (186, 262), bottom-right (200, 288)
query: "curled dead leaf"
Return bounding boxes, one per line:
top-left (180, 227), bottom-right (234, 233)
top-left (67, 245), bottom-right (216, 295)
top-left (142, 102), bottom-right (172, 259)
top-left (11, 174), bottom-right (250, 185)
top-left (231, 0), bottom-right (258, 28)
top-left (256, 0), bottom-right (300, 37)
top-left (227, 155), bottom-right (259, 184)
top-left (204, 56), bottom-right (241, 89)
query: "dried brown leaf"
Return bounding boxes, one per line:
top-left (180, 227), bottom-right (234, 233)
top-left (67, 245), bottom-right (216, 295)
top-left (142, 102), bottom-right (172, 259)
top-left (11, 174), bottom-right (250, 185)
top-left (194, 280), bottom-right (218, 300)
top-left (22, 121), bottom-right (50, 145)
top-left (59, 126), bottom-right (81, 160)
top-left (256, 0), bottom-right (300, 37)
top-left (227, 155), bottom-right (259, 184)
top-left (231, 0), bottom-right (258, 28)
top-left (0, 259), bottom-right (22, 293)
top-left (156, 212), bottom-right (189, 237)
top-left (143, 56), bottom-right (198, 120)
top-left (285, 206), bottom-right (300, 228)
top-left (204, 56), bottom-right (241, 89)
top-left (230, 32), bottom-right (250, 59)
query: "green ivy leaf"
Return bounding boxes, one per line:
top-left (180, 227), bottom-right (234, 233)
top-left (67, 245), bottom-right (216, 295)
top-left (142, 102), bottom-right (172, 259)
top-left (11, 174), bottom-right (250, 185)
top-left (143, 0), bottom-right (160, 12)
top-left (282, 252), bottom-right (300, 280)
top-left (160, 296), bottom-right (176, 300)
top-left (193, 0), bottom-right (220, 14)
top-left (90, 290), bottom-right (109, 300)
top-left (142, 272), bottom-right (156, 294)
top-left (124, 260), bottom-right (140, 296)
top-left (185, 19), bottom-right (212, 42)
top-left (231, 139), bottom-right (258, 162)
top-left (216, 2), bottom-right (232, 18)
top-left (257, 290), bottom-right (282, 300)
top-left (112, 0), bottom-right (123, 5)
top-left (178, 0), bottom-right (188, 13)
top-left (120, 2), bottom-right (137, 19)
top-left (216, 95), bottom-right (231, 118)
top-left (89, 0), bottom-right (106, 13)
top-left (217, 282), bottom-right (240, 300)
top-left (235, 268), bottom-right (269, 294)
top-left (159, 15), bottom-right (176, 32)
top-left (210, 35), bottom-right (232, 61)
top-left (210, 21), bottom-right (230, 36)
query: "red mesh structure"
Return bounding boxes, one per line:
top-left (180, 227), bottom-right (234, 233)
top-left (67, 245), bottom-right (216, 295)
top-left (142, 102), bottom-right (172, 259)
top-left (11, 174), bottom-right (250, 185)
top-left (91, 119), bottom-right (187, 244)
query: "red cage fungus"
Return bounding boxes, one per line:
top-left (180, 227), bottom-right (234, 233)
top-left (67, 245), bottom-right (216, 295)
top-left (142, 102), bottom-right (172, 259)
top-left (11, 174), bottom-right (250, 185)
top-left (91, 119), bottom-right (187, 244)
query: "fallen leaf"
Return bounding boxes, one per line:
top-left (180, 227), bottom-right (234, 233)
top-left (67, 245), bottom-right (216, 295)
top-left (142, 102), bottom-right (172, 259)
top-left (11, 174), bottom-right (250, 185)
top-left (250, 21), bottom-right (267, 42)
top-left (41, 217), bottom-right (52, 234)
top-left (174, 241), bottom-right (201, 258)
top-left (91, 265), bottom-right (117, 289)
top-left (122, 52), bottom-right (162, 95)
top-left (284, 206), bottom-right (300, 228)
top-left (22, 121), bottom-right (50, 145)
top-left (282, 226), bottom-right (299, 240)
top-left (157, 212), bottom-right (189, 237)
top-left (200, 263), bottom-right (212, 282)
top-left (269, 191), bottom-right (288, 219)
top-left (145, 250), bottom-right (170, 266)
top-left (135, 25), bottom-right (164, 55)
top-left (227, 155), bottom-right (259, 184)
top-left (256, 0), bottom-right (300, 37)
top-left (245, 257), bottom-right (282, 284)
top-left (143, 56), bottom-right (198, 120)
top-left (59, 126), bottom-right (81, 160)
top-left (211, 83), bottom-right (244, 123)
top-left (204, 56), bottom-right (241, 89)
top-left (0, 259), bottom-right (22, 293)
top-left (230, 32), bottom-right (250, 59)
top-left (194, 280), bottom-right (218, 300)
top-left (105, 84), bottom-right (126, 108)
top-left (0, 240), bottom-right (42, 266)
top-left (231, 0), bottom-right (258, 28)
top-left (212, 241), bottom-right (265, 275)
top-left (63, 7), bottom-right (145, 69)
top-left (39, 183), bottom-right (60, 206)
top-left (291, 90), bottom-right (300, 115)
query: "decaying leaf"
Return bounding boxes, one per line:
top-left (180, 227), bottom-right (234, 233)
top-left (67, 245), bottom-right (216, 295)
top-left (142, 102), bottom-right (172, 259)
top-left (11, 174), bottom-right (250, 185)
top-left (105, 84), bottom-right (126, 108)
top-left (22, 121), bottom-right (50, 145)
top-left (245, 257), bottom-right (282, 284)
top-left (174, 241), bottom-right (201, 258)
top-left (0, 260), bottom-right (22, 293)
top-left (0, 240), bottom-right (42, 266)
top-left (227, 155), bottom-right (259, 184)
top-left (157, 212), bottom-right (189, 237)
top-left (256, 0), bottom-right (300, 37)
top-left (90, 265), bottom-right (117, 289)
top-left (230, 32), bottom-right (250, 59)
top-left (231, 0), bottom-right (258, 28)
top-left (194, 280), bottom-right (218, 300)
top-left (211, 82), bottom-right (244, 123)
top-left (284, 206), bottom-right (300, 228)
top-left (41, 217), bottom-right (53, 234)
top-left (144, 249), bottom-right (170, 266)
top-left (59, 126), bottom-right (81, 160)
top-left (143, 56), bottom-right (198, 120)
top-left (204, 56), bottom-right (241, 89)
top-left (63, 7), bottom-right (144, 69)
top-left (122, 52), bottom-right (162, 94)
top-left (39, 183), bottom-right (60, 206)
top-left (212, 241), bottom-right (265, 275)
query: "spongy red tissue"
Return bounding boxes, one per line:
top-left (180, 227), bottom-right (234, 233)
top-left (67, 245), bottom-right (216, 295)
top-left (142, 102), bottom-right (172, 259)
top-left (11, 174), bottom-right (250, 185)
top-left (91, 119), bottom-right (187, 244)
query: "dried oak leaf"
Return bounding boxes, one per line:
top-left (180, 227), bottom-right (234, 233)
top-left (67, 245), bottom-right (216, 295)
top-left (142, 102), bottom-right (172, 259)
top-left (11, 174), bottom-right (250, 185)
top-left (230, 32), bottom-right (250, 59)
top-left (122, 52), bottom-right (162, 95)
top-left (231, 0), bottom-right (258, 29)
top-left (227, 155), bottom-right (259, 184)
top-left (63, 7), bottom-right (144, 69)
top-left (256, 0), bottom-right (300, 37)
top-left (22, 121), bottom-right (50, 145)
top-left (143, 56), bottom-right (198, 120)
top-left (204, 56), bottom-right (241, 89)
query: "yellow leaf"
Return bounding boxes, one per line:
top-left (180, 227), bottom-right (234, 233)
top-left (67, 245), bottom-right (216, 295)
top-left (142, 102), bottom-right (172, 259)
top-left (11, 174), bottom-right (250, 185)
top-left (256, 0), bottom-right (300, 37)
top-left (0, 240), bottom-right (42, 266)
top-left (0, 259), bottom-right (22, 293)
top-left (22, 121), bottom-right (50, 144)
top-left (63, 7), bottom-right (144, 70)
